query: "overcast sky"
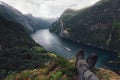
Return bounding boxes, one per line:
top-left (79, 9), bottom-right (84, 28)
top-left (0, 0), bottom-right (100, 19)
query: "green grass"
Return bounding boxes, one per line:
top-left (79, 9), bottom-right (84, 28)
top-left (4, 55), bottom-right (76, 80)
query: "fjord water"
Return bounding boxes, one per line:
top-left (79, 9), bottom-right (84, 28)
top-left (31, 29), bottom-right (120, 73)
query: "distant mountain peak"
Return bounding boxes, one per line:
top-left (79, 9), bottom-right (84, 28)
top-left (26, 13), bottom-right (33, 17)
top-left (0, 1), bottom-right (52, 33)
top-left (0, 1), bottom-right (23, 16)
top-left (0, 1), bottom-right (5, 5)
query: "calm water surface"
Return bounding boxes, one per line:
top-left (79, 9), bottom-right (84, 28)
top-left (31, 29), bottom-right (120, 73)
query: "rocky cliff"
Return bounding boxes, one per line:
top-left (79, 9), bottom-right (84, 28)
top-left (50, 0), bottom-right (120, 52)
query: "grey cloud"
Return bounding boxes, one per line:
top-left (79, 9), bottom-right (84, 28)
top-left (0, 0), bottom-right (100, 19)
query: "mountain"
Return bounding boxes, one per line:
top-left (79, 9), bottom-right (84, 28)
top-left (0, 14), bottom-right (120, 80)
top-left (0, 1), bottom-right (119, 79)
top-left (50, 0), bottom-right (120, 53)
top-left (0, 1), bottom-right (51, 33)
top-left (0, 14), bottom-right (54, 79)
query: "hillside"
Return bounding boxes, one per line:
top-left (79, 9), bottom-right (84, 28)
top-left (0, 1), bottom-right (51, 33)
top-left (0, 15), bottom-right (53, 80)
top-left (4, 57), bottom-right (120, 80)
top-left (50, 0), bottom-right (120, 53)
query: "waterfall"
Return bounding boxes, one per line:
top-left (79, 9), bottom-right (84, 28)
top-left (59, 19), bottom-right (64, 37)
top-left (106, 34), bottom-right (112, 46)
top-left (106, 0), bottom-right (117, 47)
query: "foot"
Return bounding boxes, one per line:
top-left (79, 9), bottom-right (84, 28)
top-left (76, 49), bottom-right (84, 60)
top-left (87, 53), bottom-right (98, 72)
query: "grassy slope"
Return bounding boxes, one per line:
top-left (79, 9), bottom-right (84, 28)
top-left (4, 57), bottom-right (120, 80)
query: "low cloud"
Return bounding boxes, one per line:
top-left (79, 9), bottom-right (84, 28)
top-left (1, 0), bottom-right (100, 19)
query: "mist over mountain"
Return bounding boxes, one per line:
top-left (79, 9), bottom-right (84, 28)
top-left (0, 0), bottom-right (100, 18)
top-left (0, 1), bottom-right (52, 33)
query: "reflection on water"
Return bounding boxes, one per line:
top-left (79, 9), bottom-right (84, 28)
top-left (31, 29), bottom-right (120, 73)
top-left (31, 29), bottom-right (73, 58)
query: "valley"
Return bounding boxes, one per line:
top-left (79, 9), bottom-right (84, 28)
top-left (0, 0), bottom-right (120, 80)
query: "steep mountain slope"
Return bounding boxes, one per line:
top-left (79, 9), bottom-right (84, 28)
top-left (0, 1), bottom-right (51, 33)
top-left (50, 0), bottom-right (120, 52)
top-left (0, 15), bottom-right (53, 80)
